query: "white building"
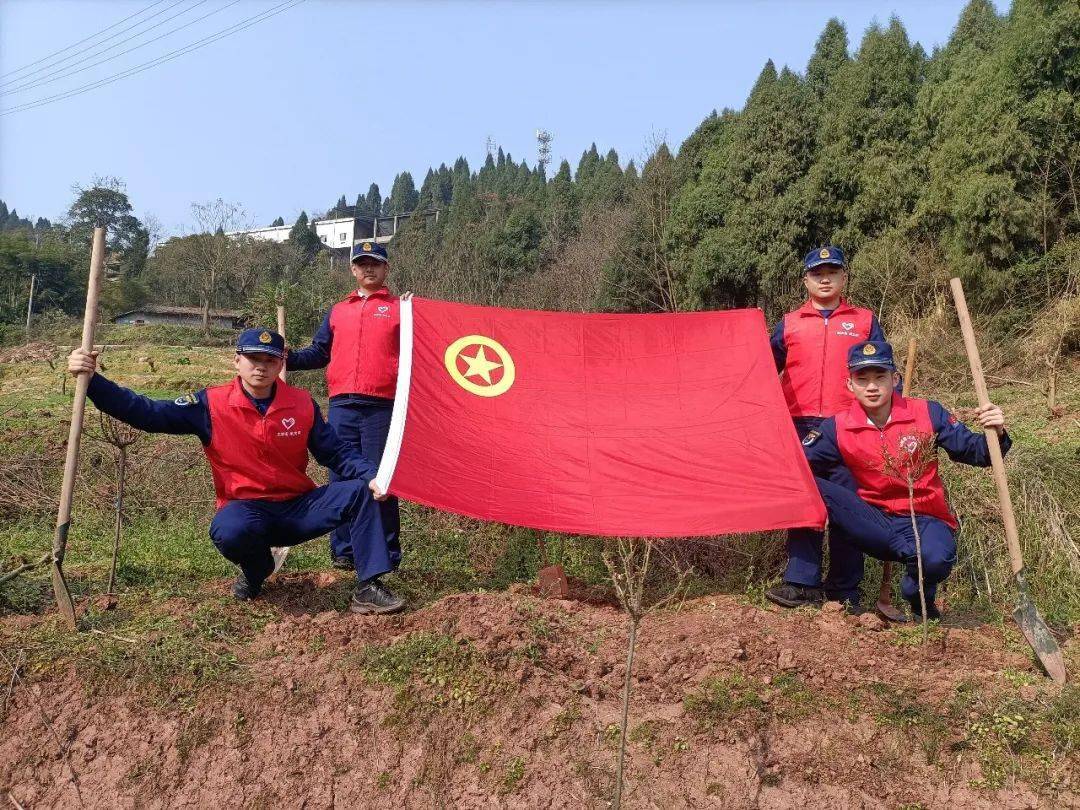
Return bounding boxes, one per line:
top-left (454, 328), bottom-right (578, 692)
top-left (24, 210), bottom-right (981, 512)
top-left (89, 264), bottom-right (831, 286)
top-left (227, 211), bottom-right (431, 248)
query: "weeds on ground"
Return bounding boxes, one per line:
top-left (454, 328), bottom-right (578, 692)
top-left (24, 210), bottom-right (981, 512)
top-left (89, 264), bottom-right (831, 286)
top-left (352, 631), bottom-right (508, 728)
top-left (865, 682), bottom-right (950, 764)
top-left (1, 595), bottom-right (274, 709)
top-left (889, 620), bottom-right (945, 647)
top-left (500, 756), bottom-right (526, 794)
top-left (684, 673), bottom-right (766, 729)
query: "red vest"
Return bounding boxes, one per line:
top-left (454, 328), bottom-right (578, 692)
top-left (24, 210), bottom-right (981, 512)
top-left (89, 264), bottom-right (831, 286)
top-left (325, 287), bottom-right (399, 399)
top-left (780, 300), bottom-right (874, 418)
top-left (834, 395), bottom-right (957, 528)
top-left (203, 378), bottom-right (317, 508)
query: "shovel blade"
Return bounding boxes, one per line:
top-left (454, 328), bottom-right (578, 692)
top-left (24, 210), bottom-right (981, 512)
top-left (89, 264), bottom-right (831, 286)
top-left (1013, 595), bottom-right (1066, 685)
top-left (271, 546), bottom-right (290, 574)
top-left (50, 562), bottom-right (77, 630)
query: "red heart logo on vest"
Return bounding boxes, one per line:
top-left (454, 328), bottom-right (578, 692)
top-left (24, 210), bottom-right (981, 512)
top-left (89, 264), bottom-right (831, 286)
top-left (281, 417), bottom-right (296, 430)
top-left (842, 321), bottom-right (854, 330)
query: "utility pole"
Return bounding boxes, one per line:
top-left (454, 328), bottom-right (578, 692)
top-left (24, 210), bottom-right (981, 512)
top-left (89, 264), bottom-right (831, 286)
top-left (25, 273), bottom-right (36, 339)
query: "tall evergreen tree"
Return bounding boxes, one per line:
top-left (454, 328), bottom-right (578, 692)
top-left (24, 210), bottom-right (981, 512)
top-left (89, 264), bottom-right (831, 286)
top-left (806, 18), bottom-right (850, 101)
top-left (387, 172), bottom-right (419, 214)
top-left (289, 211), bottom-right (323, 261)
top-left (807, 18), bottom-right (924, 249)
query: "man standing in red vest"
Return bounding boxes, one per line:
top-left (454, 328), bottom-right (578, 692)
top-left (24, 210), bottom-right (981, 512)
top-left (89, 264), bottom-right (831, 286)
top-left (801, 340), bottom-right (1010, 618)
top-left (766, 246), bottom-right (887, 609)
top-left (286, 241), bottom-right (404, 607)
top-left (67, 328), bottom-right (403, 614)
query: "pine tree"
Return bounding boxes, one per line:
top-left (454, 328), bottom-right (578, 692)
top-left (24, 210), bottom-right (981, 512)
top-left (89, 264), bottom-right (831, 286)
top-left (807, 18), bottom-right (924, 249)
top-left (366, 183), bottom-right (382, 217)
top-left (271, 216), bottom-right (285, 227)
top-left (289, 211), bottom-right (322, 260)
top-left (388, 172), bottom-right (419, 214)
top-left (599, 143), bottom-right (681, 311)
top-left (545, 160), bottom-right (578, 247)
top-left (806, 18), bottom-right (850, 101)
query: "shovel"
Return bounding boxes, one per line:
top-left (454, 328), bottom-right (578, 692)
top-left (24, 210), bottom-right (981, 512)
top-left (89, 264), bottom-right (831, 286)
top-left (52, 226), bottom-right (107, 629)
top-left (271, 303), bottom-right (290, 574)
top-left (950, 278), bottom-right (1066, 684)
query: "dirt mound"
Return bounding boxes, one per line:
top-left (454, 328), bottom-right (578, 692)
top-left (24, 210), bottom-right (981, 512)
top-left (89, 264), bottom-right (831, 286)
top-left (0, 341), bottom-right (58, 365)
top-left (1, 581), bottom-right (1075, 808)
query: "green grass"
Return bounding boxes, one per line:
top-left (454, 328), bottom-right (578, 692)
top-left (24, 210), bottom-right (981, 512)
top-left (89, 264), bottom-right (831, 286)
top-left (1, 595), bottom-right (275, 709)
top-left (351, 631), bottom-right (509, 728)
top-left (684, 673), bottom-right (767, 729)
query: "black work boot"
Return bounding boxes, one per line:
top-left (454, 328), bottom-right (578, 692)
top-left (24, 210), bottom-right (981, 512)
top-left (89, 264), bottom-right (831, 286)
top-left (349, 578), bottom-right (405, 615)
top-left (765, 583), bottom-right (825, 608)
top-left (331, 554), bottom-right (355, 571)
top-left (232, 570), bottom-right (263, 601)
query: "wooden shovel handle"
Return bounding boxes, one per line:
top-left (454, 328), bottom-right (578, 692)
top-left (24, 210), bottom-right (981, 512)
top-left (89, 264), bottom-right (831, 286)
top-left (949, 278), bottom-right (1024, 575)
top-left (55, 227), bottom-right (106, 542)
top-left (276, 305), bottom-right (286, 382)
top-left (903, 338), bottom-right (917, 395)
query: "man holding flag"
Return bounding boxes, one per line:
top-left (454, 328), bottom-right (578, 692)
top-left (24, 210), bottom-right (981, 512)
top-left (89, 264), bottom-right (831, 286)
top-left (287, 241), bottom-right (406, 609)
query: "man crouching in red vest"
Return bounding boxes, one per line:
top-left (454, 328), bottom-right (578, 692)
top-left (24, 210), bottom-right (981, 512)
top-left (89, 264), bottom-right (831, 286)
top-left (66, 328), bottom-right (404, 614)
top-left (801, 340), bottom-right (1011, 619)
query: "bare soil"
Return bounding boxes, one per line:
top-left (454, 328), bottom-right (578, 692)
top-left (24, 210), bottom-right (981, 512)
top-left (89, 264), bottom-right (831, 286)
top-left (2, 575), bottom-right (1076, 809)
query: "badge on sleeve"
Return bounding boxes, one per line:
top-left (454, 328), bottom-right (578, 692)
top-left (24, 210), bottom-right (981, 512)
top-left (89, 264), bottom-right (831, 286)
top-left (802, 430), bottom-right (821, 446)
top-left (174, 392), bottom-right (200, 407)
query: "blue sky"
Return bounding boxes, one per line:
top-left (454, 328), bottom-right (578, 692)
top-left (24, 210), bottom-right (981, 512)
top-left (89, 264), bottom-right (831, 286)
top-left (1, 0), bottom-right (1004, 237)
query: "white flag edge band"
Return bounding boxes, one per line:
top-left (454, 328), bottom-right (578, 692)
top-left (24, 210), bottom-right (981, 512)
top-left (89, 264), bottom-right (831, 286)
top-left (375, 295), bottom-right (413, 494)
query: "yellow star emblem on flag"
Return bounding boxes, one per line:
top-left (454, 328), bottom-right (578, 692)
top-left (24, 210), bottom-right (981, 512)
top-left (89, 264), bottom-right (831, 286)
top-left (444, 335), bottom-right (516, 397)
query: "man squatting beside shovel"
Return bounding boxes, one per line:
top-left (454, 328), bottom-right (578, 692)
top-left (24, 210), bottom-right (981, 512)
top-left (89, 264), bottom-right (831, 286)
top-left (66, 328), bottom-right (405, 615)
top-left (799, 340), bottom-right (1011, 619)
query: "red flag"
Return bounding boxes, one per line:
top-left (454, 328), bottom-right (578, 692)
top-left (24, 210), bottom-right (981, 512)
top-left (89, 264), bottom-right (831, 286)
top-left (376, 298), bottom-right (825, 537)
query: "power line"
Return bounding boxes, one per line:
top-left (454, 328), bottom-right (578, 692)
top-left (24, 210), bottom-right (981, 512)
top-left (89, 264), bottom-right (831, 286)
top-left (0, 0), bottom-right (179, 82)
top-left (1, 0), bottom-right (306, 117)
top-left (4, 0), bottom-right (248, 95)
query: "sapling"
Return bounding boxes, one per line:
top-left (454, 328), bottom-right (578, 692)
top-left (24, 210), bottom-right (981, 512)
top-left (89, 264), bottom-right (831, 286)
top-left (602, 539), bottom-right (691, 809)
top-left (880, 430), bottom-right (938, 643)
top-left (89, 412), bottom-right (140, 596)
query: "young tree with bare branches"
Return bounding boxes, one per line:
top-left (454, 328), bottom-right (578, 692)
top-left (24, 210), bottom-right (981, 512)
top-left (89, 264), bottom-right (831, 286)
top-left (603, 538), bottom-right (691, 808)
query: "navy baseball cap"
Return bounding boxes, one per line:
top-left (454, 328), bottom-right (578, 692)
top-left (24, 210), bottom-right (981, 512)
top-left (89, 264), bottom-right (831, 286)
top-left (847, 340), bottom-right (896, 371)
top-left (236, 328), bottom-right (285, 358)
top-left (351, 241), bottom-right (388, 264)
top-left (804, 245), bottom-right (847, 272)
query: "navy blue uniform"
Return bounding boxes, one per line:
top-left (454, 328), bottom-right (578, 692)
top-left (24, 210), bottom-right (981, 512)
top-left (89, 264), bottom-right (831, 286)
top-left (802, 401), bottom-right (1011, 607)
top-left (85, 374), bottom-right (393, 585)
top-left (770, 308), bottom-right (886, 593)
top-left (288, 318), bottom-right (401, 568)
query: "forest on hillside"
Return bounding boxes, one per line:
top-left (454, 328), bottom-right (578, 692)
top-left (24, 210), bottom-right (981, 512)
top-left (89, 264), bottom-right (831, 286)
top-left (1, 0), bottom-right (1077, 343)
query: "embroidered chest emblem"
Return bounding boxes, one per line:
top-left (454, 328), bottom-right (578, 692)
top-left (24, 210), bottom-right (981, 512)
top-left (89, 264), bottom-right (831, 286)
top-left (281, 417), bottom-right (296, 430)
